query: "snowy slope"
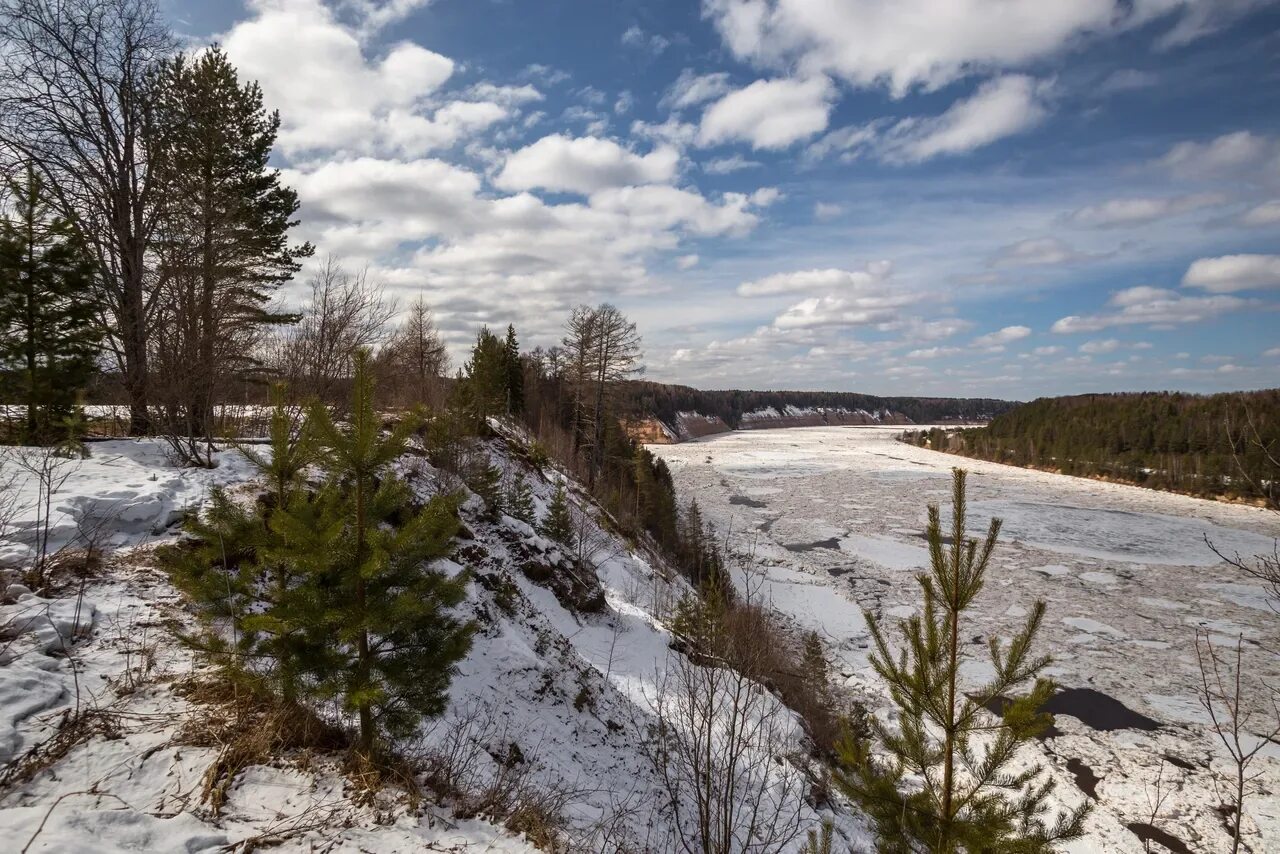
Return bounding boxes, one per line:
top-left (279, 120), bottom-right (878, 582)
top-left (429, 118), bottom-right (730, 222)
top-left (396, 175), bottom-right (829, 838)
top-left (0, 435), bottom-right (844, 852)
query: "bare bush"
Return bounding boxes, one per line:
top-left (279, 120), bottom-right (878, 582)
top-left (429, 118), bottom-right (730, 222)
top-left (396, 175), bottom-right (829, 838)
top-left (13, 446), bottom-right (81, 592)
top-left (1196, 631), bottom-right (1280, 854)
top-left (262, 257), bottom-right (396, 403)
top-left (645, 593), bottom-right (809, 854)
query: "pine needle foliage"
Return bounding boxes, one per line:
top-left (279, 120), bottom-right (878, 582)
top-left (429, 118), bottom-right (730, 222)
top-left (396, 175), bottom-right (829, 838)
top-left (164, 390), bottom-right (317, 700)
top-left (296, 351), bottom-right (473, 754)
top-left (167, 355), bottom-right (473, 755)
top-left (505, 472), bottom-right (536, 526)
top-left (541, 479), bottom-right (574, 546)
top-left (833, 468), bottom-right (1089, 853)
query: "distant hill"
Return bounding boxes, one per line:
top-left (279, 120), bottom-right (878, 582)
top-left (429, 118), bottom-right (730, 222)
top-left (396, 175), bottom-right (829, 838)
top-left (621, 381), bottom-right (1018, 441)
top-left (902, 389), bottom-right (1280, 503)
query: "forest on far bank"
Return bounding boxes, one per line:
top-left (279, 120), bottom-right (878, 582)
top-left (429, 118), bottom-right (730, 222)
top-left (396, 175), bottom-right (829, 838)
top-left (621, 380), bottom-right (1018, 429)
top-left (901, 389), bottom-right (1280, 503)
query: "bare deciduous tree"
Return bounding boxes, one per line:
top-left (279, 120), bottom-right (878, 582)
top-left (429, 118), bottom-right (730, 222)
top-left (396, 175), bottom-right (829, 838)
top-left (0, 0), bottom-right (175, 435)
top-left (1195, 631), bottom-right (1280, 854)
top-left (262, 256), bottom-right (396, 403)
top-left (376, 295), bottom-right (449, 407)
top-left (561, 304), bottom-right (642, 486)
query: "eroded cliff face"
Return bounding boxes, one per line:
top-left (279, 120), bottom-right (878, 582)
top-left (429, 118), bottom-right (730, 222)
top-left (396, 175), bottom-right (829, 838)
top-left (627, 406), bottom-right (915, 444)
top-left (736, 405), bottom-right (906, 430)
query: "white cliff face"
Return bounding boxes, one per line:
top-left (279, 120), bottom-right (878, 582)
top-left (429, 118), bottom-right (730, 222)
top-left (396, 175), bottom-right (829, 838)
top-left (652, 425), bottom-right (1280, 854)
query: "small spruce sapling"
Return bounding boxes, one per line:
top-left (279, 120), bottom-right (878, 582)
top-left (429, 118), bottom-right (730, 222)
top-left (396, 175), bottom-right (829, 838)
top-left (505, 472), bottom-right (536, 526)
top-left (833, 468), bottom-right (1089, 853)
top-left (541, 479), bottom-right (574, 546)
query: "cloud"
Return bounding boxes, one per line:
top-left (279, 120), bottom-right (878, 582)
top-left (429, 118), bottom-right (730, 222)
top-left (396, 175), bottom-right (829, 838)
top-left (813, 202), bottom-right (842, 221)
top-left (772, 292), bottom-right (919, 329)
top-left (494, 135), bottom-right (680, 195)
top-left (698, 77), bottom-right (836, 149)
top-left (662, 70), bottom-right (734, 110)
top-left (1051, 286), bottom-right (1248, 333)
top-left (1078, 338), bottom-right (1121, 354)
top-left (738, 261), bottom-right (893, 297)
top-left (1158, 130), bottom-right (1276, 179)
top-left (1067, 192), bottom-right (1226, 227)
top-left (703, 154), bottom-right (762, 174)
top-left (700, 0), bottom-right (1216, 96)
top-left (621, 24), bottom-right (670, 55)
top-left (223, 0), bottom-right (467, 155)
top-left (1182, 254), bottom-right (1280, 293)
top-left (1265, 347), bottom-right (1280, 357)
top-left (988, 237), bottom-right (1086, 268)
top-left (1033, 345), bottom-right (1063, 356)
top-left (1238, 200), bottom-right (1280, 227)
top-left (1097, 68), bottom-right (1158, 94)
top-left (676, 254), bottom-right (700, 270)
top-left (906, 346), bottom-right (963, 360)
top-left (879, 75), bottom-right (1050, 163)
top-left (971, 325), bottom-right (1031, 352)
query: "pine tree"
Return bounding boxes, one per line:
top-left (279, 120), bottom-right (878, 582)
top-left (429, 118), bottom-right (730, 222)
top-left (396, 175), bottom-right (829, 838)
top-left (541, 479), bottom-right (574, 546)
top-left (468, 460), bottom-right (504, 521)
top-left (833, 469), bottom-right (1089, 853)
top-left (163, 391), bottom-right (317, 699)
top-left (457, 326), bottom-right (509, 430)
top-left (149, 45), bottom-right (311, 445)
top-left (502, 323), bottom-right (524, 414)
top-left (0, 165), bottom-right (100, 444)
top-left (506, 472), bottom-right (536, 526)
top-left (292, 351), bottom-right (474, 753)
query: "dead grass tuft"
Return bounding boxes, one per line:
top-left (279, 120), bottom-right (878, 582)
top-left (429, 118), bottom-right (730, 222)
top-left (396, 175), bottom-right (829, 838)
top-left (173, 675), bottom-right (347, 815)
top-left (0, 707), bottom-right (121, 793)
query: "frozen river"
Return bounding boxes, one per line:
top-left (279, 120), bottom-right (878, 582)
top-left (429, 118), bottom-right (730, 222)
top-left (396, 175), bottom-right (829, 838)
top-left (651, 426), bottom-right (1280, 853)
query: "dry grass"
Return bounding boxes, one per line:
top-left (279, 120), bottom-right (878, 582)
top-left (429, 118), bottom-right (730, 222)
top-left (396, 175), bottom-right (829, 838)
top-left (173, 675), bottom-right (348, 815)
top-left (0, 706), bottom-right (121, 793)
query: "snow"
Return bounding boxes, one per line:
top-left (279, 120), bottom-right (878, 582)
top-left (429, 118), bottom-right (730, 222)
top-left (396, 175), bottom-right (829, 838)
top-left (1, 435), bottom-right (851, 852)
top-left (652, 425), bottom-right (1280, 853)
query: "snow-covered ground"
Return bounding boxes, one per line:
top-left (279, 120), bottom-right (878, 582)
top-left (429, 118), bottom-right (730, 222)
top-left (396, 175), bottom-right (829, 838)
top-left (0, 436), bottom-right (841, 852)
top-left (652, 426), bottom-right (1280, 854)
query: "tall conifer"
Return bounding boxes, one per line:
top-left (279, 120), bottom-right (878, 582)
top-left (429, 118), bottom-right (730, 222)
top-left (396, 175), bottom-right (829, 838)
top-left (0, 166), bottom-right (99, 444)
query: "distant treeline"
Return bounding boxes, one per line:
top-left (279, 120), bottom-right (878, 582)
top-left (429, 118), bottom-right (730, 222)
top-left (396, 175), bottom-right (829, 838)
top-left (902, 389), bottom-right (1280, 503)
top-left (621, 381), bottom-right (1017, 429)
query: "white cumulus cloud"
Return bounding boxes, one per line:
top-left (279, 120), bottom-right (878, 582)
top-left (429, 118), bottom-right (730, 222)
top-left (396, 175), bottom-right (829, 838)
top-left (1182, 254), bottom-right (1280, 293)
top-left (698, 77), bottom-right (836, 150)
top-left (494, 135), bottom-right (681, 195)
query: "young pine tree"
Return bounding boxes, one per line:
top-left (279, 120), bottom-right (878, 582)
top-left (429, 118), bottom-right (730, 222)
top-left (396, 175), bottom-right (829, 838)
top-left (289, 351), bottom-right (473, 754)
top-left (541, 479), bottom-right (574, 546)
top-left (505, 472), bottom-right (536, 526)
top-left (164, 390), bottom-right (317, 699)
top-left (0, 166), bottom-right (100, 444)
top-left (833, 468), bottom-right (1089, 853)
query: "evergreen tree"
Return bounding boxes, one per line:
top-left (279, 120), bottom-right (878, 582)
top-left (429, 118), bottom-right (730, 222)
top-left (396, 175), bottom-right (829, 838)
top-left (292, 351), bottom-right (473, 753)
top-left (468, 460), bottom-right (504, 521)
top-left (503, 323), bottom-right (524, 414)
top-left (163, 390), bottom-right (317, 699)
top-left (149, 46), bottom-right (311, 446)
top-left (541, 479), bottom-right (574, 546)
top-left (833, 469), bottom-right (1088, 853)
top-left (505, 472), bottom-right (536, 526)
top-left (457, 326), bottom-right (509, 429)
top-left (0, 166), bottom-right (100, 444)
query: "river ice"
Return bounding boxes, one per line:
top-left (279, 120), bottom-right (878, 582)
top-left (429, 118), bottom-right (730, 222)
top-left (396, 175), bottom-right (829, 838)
top-left (652, 426), bottom-right (1280, 854)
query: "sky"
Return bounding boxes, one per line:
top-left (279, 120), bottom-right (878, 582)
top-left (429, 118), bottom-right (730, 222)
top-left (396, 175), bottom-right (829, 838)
top-left (167, 0), bottom-right (1280, 400)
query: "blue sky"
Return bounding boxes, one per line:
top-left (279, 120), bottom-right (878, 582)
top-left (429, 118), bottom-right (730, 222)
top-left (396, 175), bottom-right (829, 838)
top-left (168, 0), bottom-right (1280, 399)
